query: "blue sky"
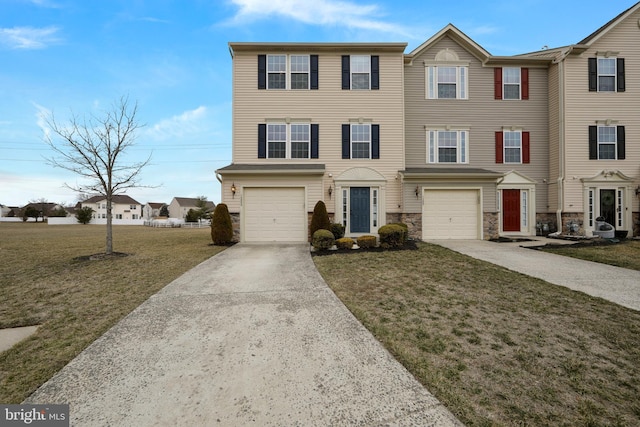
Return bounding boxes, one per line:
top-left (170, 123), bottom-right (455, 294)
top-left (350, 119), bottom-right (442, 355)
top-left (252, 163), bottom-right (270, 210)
top-left (1, 0), bottom-right (636, 207)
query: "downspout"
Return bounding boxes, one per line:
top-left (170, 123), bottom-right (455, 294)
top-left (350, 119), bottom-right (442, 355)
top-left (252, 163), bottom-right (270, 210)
top-left (556, 54), bottom-right (567, 233)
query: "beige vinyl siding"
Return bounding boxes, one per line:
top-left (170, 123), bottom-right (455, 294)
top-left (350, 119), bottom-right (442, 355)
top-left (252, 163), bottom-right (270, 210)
top-left (231, 48), bottom-right (406, 214)
top-left (404, 35), bottom-right (550, 214)
top-left (221, 175), bottom-right (321, 214)
top-left (403, 181), bottom-right (496, 214)
top-left (561, 9), bottom-right (640, 212)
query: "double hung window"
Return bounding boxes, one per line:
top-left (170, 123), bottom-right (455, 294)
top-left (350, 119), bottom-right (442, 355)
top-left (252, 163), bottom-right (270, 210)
top-left (258, 123), bottom-right (318, 159)
top-left (427, 129), bottom-right (468, 163)
top-left (427, 66), bottom-right (467, 99)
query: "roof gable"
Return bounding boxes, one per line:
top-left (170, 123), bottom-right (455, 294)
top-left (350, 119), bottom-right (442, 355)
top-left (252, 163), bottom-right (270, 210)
top-left (406, 24), bottom-right (491, 64)
top-left (578, 1), bottom-right (640, 45)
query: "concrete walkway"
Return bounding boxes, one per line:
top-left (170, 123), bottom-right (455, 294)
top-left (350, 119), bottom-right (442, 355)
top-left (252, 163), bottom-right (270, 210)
top-left (26, 244), bottom-right (461, 426)
top-left (430, 238), bottom-right (640, 311)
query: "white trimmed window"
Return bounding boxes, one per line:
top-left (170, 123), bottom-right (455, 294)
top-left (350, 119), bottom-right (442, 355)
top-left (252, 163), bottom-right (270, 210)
top-left (427, 129), bottom-right (468, 163)
top-left (266, 55), bottom-right (310, 90)
top-left (290, 55), bottom-right (310, 89)
top-left (351, 123), bottom-right (371, 159)
top-left (598, 126), bottom-right (616, 159)
top-left (351, 55), bottom-right (371, 90)
top-left (267, 123), bottom-right (310, 159)
top-left (597, 58), bottom-right (616, 92)
top-left (267, 55), bottom-right (287, 89)
top-left (427, 66), bottom-right (468, 99)
top-left (503, 131), bottom-right (522, 163)
top-left (503, 67), bottom-right (521, 100)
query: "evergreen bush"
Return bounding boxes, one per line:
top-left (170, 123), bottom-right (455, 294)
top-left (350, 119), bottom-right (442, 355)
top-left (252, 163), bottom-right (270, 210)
top-left (312, 229), bottom-right (335, 251)
top-left (210, 203), bottom-right (233, 245)
top-left (309, 200), bottom-right (331, 237)
top-left (329, 223), bottom-right (345, 239)
top-left (356, 235), bottom-right (377, 249)
top-left (379, 224), bottom-right (406, 248)
top-left (335, 237), bottom-right (354, 249)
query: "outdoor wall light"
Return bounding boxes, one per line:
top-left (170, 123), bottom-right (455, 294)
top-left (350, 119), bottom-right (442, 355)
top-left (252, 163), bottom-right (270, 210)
top-left (635, 185), bottom-right (640, 197)
top-left (231, 182), bottom-right (237, 198)
top-left (328, 185), bottom-right (333, 199)
top-left (415, 185), bottom-right (420, 199)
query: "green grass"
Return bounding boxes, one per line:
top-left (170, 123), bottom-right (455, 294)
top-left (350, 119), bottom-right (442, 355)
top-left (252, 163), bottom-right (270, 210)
top-left (0, 223), bottom-right (225, 403)
top-left (314, 242), bottom-right (640, 426)
top-left (539, 239), bottom-right (640, 271)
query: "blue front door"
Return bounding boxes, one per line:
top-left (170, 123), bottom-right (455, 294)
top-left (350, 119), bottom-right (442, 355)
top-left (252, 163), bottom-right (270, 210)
top-left (350, 187), bottom-right (370, 233)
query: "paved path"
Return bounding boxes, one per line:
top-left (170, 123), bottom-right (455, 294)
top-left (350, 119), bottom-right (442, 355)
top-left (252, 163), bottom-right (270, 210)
top-left (27, 244), bottom-right (461, 426)
top-left (430, 238), bottom-right (640, 311)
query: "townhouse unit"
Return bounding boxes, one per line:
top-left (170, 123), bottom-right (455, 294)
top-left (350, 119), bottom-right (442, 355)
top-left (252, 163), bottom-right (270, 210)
top-left (217, 2), bottom-right (640, 242)
top-left (217, 42), bottom-right (407, 242)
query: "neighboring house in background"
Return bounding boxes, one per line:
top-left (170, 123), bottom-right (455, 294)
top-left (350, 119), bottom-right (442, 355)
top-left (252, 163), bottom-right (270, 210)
top-left (217, 42), bottom-right (407, 242)
top-left (81, 195), bottom-right (142, 220)
top-left (168, 197), bottom-right (215, 220)
top-left (519, 2), bottom-right (640, 237)
top-left (216, 3), bottom-right (639, 242)
top-left (20, 202), bottom-right (66, 219)
top-left (0, 204), bottom-right (10, 217)
top-left (143, 202), bottom-right (166, 219)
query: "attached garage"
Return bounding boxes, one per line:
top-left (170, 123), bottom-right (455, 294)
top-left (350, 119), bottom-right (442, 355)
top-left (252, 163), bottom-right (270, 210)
top-left (243, 187), bottom-right (307, 242)
top-left (422, 189), bottom-right (481, 239)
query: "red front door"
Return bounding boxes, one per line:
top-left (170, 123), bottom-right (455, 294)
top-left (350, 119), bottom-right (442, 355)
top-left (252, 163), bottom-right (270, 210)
top-left (503, 189), bottom-right (520, 232)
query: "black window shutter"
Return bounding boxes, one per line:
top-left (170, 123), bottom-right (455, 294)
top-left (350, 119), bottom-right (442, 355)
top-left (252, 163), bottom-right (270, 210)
top-left (617, 58), bottom-right (625, 92)
top-left (617, 126), bottom-right (625, 160)
top-left (342, 124), bottom-right (350, 159)
top-left (311, 124), bottom-right (319, 158)
top-left (258, 124), bottom-right (267, 158)
top-left (341, 55), bottom-right (350, 90)
top-left (371, 124), bottom-right (380, 159)
top-left (588, 125), bottom-right (597, 159)
top-left (258, 55), bottom-right (266, 90)
top-left (588, 58), bottom-right (597, 92)
top-left (310, 55), bottom-right (319, 90)
top-left (371, 56), bottom-right (379, 90)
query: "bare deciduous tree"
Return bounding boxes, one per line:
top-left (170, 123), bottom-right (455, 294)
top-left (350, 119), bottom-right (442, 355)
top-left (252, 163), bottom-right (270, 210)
top-left (44, 96), bottom-right (152, 255)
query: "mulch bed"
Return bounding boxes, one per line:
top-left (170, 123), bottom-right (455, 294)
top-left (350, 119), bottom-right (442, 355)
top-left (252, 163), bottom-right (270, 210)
top-left (311, 239), bottom-right (419, 256)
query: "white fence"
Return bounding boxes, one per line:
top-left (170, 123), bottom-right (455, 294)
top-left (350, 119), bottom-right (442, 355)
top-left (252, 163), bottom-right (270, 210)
top-left (144, 219), bottom-right (210, 228)
top-left (47, 217), bottom-right (146, 226)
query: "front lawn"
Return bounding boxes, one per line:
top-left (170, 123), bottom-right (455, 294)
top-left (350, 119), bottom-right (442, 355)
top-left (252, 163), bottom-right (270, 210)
top-left (538, 239), bottom-right (640, 271)
top-left (0, 223), bottom-right (225, 403)
top-left (314, 242), bottom-right (640, 426)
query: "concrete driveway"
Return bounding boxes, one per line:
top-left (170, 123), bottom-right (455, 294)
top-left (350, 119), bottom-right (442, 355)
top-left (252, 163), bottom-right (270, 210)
top-left (26, 244), bottom-right (461, 426)
top-left (430, 238), bottom-right (640, 312)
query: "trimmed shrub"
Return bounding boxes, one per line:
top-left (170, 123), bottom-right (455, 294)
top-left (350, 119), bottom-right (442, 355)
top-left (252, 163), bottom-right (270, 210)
top-left (210, 203), bottom-right (233, 245)
top-left (379, 224), bottom-right (406, 248)
top-left (310, 201), bottom-right (331, 237)
top-left (388, 222), bottom-right (409, 241)
top-left (357, 235), bottom-right (377, 249)
top-left (312, 229), bottom-right (335, 251)
top-left (329, 223), bottom-right (345, 239)
top-left (336, 237), bottom-right (354, 250)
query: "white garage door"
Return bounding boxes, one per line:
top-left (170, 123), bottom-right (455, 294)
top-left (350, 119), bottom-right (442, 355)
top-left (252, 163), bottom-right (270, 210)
top-left (423, 189), bottom-right (480, 239)
top-left (244, 187), bottom-right (307, 242)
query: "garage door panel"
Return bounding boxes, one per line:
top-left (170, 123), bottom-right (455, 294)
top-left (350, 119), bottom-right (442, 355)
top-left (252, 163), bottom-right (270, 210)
top-left (244, 188), bottom-right (306, 242)
top-left (423, 189), bottom-right (479, 240)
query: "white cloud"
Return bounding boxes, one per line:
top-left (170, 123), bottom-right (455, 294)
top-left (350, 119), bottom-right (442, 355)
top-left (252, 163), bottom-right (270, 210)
top-left (227, 0), bottom-right (413, 37)
top-left (32, 103), bottom-right (52, 139)
top-left (0, 26), bottom-right (62, 49)
top-left (146, 106), bottom-right (209, 141)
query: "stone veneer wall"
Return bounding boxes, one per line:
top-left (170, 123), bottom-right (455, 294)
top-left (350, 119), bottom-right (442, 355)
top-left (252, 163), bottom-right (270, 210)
top-left (560, 212), bottom-right (585, 236)
top-left (483, 212), bottom-right (499, 240)
top-left (535, 213), bottom-right (558, 235)
top-left (230, 212), bottom-right (240, 242)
